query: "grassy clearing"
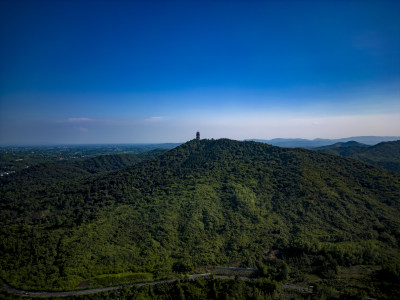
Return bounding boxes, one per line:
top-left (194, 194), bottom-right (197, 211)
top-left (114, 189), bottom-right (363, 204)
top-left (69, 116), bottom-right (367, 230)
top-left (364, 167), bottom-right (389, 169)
top-left (89, 272), bottom-right (154, 287)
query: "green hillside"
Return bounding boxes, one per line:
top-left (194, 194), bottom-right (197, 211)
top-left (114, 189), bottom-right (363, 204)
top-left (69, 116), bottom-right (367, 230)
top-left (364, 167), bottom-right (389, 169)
top-left (0, 144), bottom-right (178, 173)
top-left (313, 141), bottom-right (369, 150)
top-left (355, 140), bottom-right (400, 172)
top-left (0, 149), bottom-right (167, 187)
top-left (319, 140), bottom-right (400, 173)
top-left (1, 139), bottom-right (400, 298)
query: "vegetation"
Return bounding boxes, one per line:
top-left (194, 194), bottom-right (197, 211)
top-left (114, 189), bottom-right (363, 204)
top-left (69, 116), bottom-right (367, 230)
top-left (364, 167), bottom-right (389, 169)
top-left (1, 139), bottom-right (399, 298)
top-left (0, 144), bottom-right (177, 173)
top-left (0, 277), bottom-right (282, 299)
top-left (318, 140), bottom-right (400, 173)
top-left (0, 149), bottom-right (168, 187)
top-left (313, 141), bottom-right (369, 150)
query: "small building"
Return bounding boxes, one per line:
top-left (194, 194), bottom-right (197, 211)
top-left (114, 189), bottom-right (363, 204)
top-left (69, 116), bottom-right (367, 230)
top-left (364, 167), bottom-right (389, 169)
top-left (196, 131), bottom-right (200, 140)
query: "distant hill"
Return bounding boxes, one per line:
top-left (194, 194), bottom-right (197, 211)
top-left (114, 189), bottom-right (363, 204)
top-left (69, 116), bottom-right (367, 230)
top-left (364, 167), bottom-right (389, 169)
top-left (74, 148), bottom-right (168, 174)
top-left (248, 136), bottom-right (400, 148)
top-left (0, 143), bottom-right (180, 173)
top-left (318, 140), bottom-right (400, 173)
top-left (248, 138), bottom-right (331, 148)
top-left (313, 141), bottom-right (369, 150)
top-left (1, 139), bottom-right (399, 298)
top-left (0, 149), bottom-right (168, 186)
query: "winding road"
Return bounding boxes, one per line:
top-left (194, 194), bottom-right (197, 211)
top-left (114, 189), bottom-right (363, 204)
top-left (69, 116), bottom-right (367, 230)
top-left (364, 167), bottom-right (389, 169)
top-left (3, 273), bottom-right (312, 297)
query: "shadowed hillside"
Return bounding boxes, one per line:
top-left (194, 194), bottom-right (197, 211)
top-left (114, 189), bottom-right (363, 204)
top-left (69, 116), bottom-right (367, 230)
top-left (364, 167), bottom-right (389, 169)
top-left (0, 149), bottom-right (168, 186)
top-left (318, 140), bottom-right (400, 173)
top-left (313, 141), bottom-right (369, 150)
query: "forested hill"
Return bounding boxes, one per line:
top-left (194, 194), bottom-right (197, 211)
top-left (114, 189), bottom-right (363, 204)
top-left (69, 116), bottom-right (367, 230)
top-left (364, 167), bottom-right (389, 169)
top-left (0, 143), bottom-right (179, 173)
top-left (318, 140), bottom-right (400, 173)
top-left (72, 148), bottom-right (168, 174)
top-left (1, 139), bottom-right (400, 297)
top-left (0, 148), bottom-right (168, 186)
top-left (313, 141), bottom-right (369, 150)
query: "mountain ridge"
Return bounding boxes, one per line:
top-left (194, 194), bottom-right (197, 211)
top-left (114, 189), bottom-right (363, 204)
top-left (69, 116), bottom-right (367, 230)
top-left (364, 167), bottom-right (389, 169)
top-left (313, 141), bottom-right (369, 150)
top-left (247, 136), bottom-right (400, 148)
top-left (317, 140), bottom-right (400, 173)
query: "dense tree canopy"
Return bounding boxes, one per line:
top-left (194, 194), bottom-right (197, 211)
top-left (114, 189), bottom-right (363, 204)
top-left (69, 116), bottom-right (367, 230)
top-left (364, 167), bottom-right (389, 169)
top-left (1, 139), bottom-right (399, 298)
top-left (318, 140), bottom-right (400, 173)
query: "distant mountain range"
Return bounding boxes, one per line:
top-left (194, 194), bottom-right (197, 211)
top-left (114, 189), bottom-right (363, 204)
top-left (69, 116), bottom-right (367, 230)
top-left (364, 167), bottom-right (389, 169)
top-left (247, 136), bottom-right (400, 148)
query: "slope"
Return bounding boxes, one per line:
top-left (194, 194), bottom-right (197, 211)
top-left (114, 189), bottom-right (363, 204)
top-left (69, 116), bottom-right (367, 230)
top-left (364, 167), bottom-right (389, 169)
top-left (0, 149), bottom-right (168, 187)
top-left (0, 143), bottom-right (179, 173)
top-left (1, 139), bottom-right (399, 295)
top-left (318, 140), bottom-right (400, 173)
top-left (248, 136), bottom-right (400, 148)
top-left (354, 140), bottom-right (400, 172)
top-left (313, 141), bottom-right (369, 150)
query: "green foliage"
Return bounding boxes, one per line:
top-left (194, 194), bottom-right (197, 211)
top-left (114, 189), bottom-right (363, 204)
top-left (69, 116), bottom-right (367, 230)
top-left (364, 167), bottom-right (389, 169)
top-left (90, 272), bottom-right (153, 287)
top-left (70, 278), bottom-right (279, 300)
top-left (0, 149), bottom-right (168, 187)
top-left (1, 139), bottom-right (399, 297)
top-left (257, 258), bottom-right (289, 281)
top-left (172, 261), bottom-right (193, 274)
top-left (0, 144), bottom-right (176, 173)
top-left (319, 140), bottom-right (400, 173)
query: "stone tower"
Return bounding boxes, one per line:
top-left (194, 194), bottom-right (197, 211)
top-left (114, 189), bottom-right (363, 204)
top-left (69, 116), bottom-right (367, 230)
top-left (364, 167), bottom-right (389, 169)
top-left (196, 131), bottom-right (200, 140)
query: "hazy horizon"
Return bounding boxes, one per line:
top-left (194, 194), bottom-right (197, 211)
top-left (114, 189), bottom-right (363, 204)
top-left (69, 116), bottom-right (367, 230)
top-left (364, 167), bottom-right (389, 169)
top-left (1, 135), bottom-right (399, 147)
top-left (1, 1), bottom-right (399, 145)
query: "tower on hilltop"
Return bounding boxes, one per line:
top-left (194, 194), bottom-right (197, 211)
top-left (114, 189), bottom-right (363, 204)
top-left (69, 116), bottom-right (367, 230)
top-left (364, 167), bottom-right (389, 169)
top-left (196, 131), bottom-right (200, 140)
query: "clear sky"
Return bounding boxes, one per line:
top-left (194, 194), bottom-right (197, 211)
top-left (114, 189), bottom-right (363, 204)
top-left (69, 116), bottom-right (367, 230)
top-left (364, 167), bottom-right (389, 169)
top-left (0, 0), bottom-right (399, 145)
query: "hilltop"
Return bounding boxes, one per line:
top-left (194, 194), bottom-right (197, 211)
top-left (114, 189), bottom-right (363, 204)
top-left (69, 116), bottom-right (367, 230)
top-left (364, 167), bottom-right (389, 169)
top-left (1, 139), bottom-right (399, 298)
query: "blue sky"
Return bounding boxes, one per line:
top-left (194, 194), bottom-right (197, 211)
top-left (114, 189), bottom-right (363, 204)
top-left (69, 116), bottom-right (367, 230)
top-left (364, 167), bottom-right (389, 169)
top-left (0, 0), bottom-right (399, 144)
